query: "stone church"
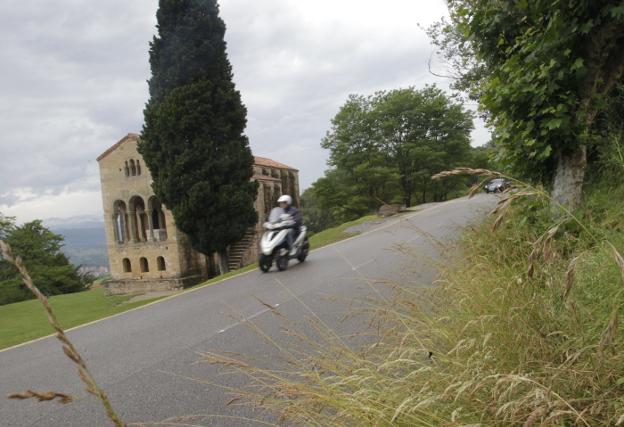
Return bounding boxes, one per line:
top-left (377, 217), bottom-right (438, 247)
top-left (97, 133), bottom-right (299, 294)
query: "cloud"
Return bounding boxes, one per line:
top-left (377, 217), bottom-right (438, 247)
top-left (0, 0), bottom-right (489, 223)
top-left (0, 189), bottom-right (103, 223)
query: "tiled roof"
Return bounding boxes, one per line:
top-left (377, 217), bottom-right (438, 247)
top-left (253, 156), bottom-right (298, 171)
top-left (96, 133), bottom-right (140, 161)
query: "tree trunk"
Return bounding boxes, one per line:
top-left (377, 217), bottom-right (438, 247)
top-left (551, 145), bottom-right (587, 211)
top-left (218, 250), bottom-right (230, 275)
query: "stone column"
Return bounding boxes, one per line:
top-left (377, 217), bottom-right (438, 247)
top-left (137, 211), bottom-right (146, 242)
top-left (128, 210), bottom-right (137, 243)
top-left (124, 214), bottom-right (130, 243)
top-left (147, 210), bottom-right (155, 242)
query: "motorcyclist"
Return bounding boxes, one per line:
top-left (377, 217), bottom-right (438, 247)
top-left (277, 195), bottom-right (301, 254)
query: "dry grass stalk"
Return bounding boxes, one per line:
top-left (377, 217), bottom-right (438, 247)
top-left (492, 196), bottom-right (513, 231)
top-left (563, 256), bottom-right (579, 301)
top-left (0, 239), bottom-right (126, 427)
top-left (431, 167), bottom-right (504, 180)
top-left (201, 352), bottom-right (250, 369)
top-left (609, 243), bottom-right (624, 285)
top-left (468, 180), bottom-right (487, 199)
top-left (9, 390), bottom-right (72, 404)
top-left (598, 307), bottom-right (619, 355)
top-left (522, 405), bottom-right (548, 426)
top-left (527, 225), bottom-right (561, 278)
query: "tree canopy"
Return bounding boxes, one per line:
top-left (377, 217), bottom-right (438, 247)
top-left (0, 217), bottom-right (89, 305)
top-left (304, 86), bottom-right (478, 230)
top-left (140, 0), bottom-right (258, 259)
top-left (430, 0), bottom-right (624, 208)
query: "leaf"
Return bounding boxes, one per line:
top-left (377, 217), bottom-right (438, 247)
top-left (570, 58), bottom-right (584, 71)
top-left (540, 145), bottom-right (552, 158)
top-left (580, 19), bottom-right (594, 33)
top-left (610, 5), bottom-right (624, 18)
top-left (545, 118), bottom-right (563, 130)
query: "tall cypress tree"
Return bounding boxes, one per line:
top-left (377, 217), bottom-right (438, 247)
top-left (140, 0), bottom-right (258, 263)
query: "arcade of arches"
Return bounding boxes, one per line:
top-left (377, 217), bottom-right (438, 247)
top-left (112, 196), bottom-right (167, 244)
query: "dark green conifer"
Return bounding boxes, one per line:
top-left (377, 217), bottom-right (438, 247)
top-left (140, 0), bottom-right (258, 260)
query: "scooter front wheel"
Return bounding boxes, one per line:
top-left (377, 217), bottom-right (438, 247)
top-left (259, 254), bottom-right (272, 272)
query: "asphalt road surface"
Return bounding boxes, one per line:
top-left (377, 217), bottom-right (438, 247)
top-left (0, 194), bottom-right (496, 426)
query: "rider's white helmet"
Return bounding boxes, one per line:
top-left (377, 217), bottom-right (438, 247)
top-left (277, 195), bottom-right (292, 205)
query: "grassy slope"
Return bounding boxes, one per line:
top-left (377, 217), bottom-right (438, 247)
top-left (0, 288), bottom-right (164, 350)
top-left (227, 185), bottom-right (624, 426)
top-left (0, 213), bottom-right (381, 350)
top-left (307, 214), bottom-right (378, 248)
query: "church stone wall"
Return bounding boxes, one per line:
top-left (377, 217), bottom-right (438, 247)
top-left (98, 134), bottom-right (300, 293)
top-left (98, 134), bottom-right (206, 294)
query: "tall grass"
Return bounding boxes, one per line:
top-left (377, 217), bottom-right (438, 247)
top-left (206, 174), bottom-right (624, 426)
top-left (0, 240), bottom-right (126, 427)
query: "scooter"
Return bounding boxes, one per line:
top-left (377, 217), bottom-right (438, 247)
top-left (259, 207), bottom-right (310, 272)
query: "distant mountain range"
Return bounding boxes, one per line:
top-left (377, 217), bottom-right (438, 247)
top-left (44, 215), bottom-right (106, 229)
top-left (44, 215), bottom-right (109, 269)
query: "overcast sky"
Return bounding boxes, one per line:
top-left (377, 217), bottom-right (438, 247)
top-left (0, 0), bottom-right (490, 223)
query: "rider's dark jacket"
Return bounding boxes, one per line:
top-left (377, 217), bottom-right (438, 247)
top-left (284, 206), bottom-right (302, 229)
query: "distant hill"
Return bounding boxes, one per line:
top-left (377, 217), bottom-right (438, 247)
top-left (45, 215), bottom-right (109, 268)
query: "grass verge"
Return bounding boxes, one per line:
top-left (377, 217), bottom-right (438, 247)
top-left (0, 288), bottom-right (165, 350)
top-left (307, 214), bottom-right (378, 248)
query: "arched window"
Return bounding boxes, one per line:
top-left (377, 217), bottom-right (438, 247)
top-left (140, 257), bottom-right (149, 273)
top-left (113, 200), bottom-right (128, 243)
top-left (151, 208), bottom-right (160, 229)
top-left (136, 160), bottom-right (141, 176)
top-left (148, 197), bottom-right (167, 241)
top-left (122, 258), bottom-right (132, 273)
top-left (124, 161), bottom-right (130, 177)
top-left (130, 159), bottom-right (136, 176)
top-left (157, 256), bottom-right (166, 271)
top-left (129, 196), bottom-right (148, 242)
top-left (115, 214), bottom-right (124, 242)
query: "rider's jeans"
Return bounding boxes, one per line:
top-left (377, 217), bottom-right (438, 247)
top-left (286, 229), bottom-right (295, 251)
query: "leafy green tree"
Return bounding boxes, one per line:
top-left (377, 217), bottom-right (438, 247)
top-left (306, 86), bottom-right (477, 229)
top-left (303, 168), bottom-right (382, 230)
top-left (373, 87), bottom-right (473, 205)
top-left (322, 86), bottom-right (473, 208)
top-left (140, 0), bottom-right (258, 268)
top-left (431, 1), bottom-right (624, 208)
top-left (321, 95), bottom-right (401, 209)
top-left (0, 214), bottom-right (15, 240)
top-left (0, 219), bottom-right (87, 305)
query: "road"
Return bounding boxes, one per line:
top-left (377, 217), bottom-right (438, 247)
top-left (0, 194), bottom-right (496, 426)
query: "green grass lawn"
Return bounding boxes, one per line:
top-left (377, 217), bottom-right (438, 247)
top-left (308, 214), bottom-right (378, 248)
top-left (0, 288), bottom-right (164, 350)
top-left (0, 213), bottom-right (382, 350)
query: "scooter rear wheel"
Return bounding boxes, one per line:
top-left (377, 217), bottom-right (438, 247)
top-left (276, 255), bottom-right (289, 271)
top-left (297, 238), bottom-right (310, 263)
top-left (259, 254), bottom-right (272, 272)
